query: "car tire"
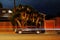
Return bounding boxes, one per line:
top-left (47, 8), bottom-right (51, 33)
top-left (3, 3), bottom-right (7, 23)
top-left (18, 31), bottom-right (22, 34)
top-left (36, 31), bottom-right (40, 34)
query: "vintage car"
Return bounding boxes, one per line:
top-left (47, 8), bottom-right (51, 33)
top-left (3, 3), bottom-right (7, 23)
top-left (11, 5), bottom-right (45, 34)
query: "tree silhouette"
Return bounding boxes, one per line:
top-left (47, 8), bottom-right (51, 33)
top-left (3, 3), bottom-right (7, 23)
top-left (0, 2), bottom-right (2, 8)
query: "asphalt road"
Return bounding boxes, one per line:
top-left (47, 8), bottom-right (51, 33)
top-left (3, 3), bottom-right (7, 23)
top-left (0, 22), bottom-right (60, 40)
top-left (0, 33), bottom-right (60, 40)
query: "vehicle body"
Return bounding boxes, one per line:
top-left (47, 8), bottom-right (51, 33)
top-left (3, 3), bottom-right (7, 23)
top-left (11, 5), bottom-right (46, 34)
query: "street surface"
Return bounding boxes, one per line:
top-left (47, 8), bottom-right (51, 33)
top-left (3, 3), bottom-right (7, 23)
top-left (0, 33), bottom-right (60, 40)
top-left (0, 22), bottom-right (60, 40)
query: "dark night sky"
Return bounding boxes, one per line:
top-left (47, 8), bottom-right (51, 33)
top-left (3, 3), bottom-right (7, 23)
top-left (0, 0), bottom-right (60, 17)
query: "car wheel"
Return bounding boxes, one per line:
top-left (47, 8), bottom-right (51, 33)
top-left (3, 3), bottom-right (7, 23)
top-left (18, 31), bottom-right (22, 34)
top-left (36, 31), bottom-right (40, 34)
